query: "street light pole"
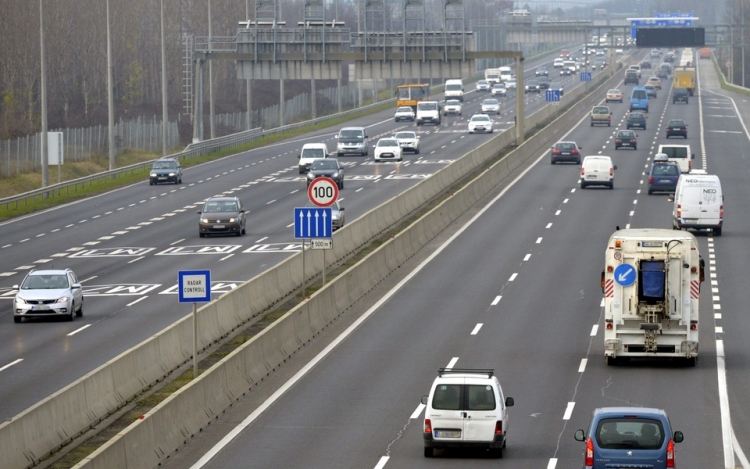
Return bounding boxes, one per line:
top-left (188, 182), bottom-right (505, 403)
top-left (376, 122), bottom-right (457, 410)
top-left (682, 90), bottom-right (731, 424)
top-left (161, 0), bottom-right (169, 156)
top-left (106, 0), bottom-right (115, 170)
top-left (208, 0), bottom-right (215, 139)
top-left (40, 0), bottom-right (49, 188)
top-left (246, 0), bottom-right (252, 130)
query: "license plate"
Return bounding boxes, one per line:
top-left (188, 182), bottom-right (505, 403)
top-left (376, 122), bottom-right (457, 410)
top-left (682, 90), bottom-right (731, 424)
top-left (561, 152), bottom-right (571, 156)
top-left (32, 305), bottom-right (50, 311)
top-left (158, 177), bottom-right (167, 179)
top-left (435, 430), bottom-right (461, 438)
top-left (587, 175), bottom-right (597, 179)
top-left (683, 219), bottom-right (698, 223)
top-left (659, 179), bottom-right (672, 183)
top-left (213, 225), bottom-right (225, 229)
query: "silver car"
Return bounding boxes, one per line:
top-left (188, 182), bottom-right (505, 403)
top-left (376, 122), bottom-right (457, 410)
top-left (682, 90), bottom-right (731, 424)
top-left (13, 269), bottom-right (84, 322)
top-left (481, 98), bottom-right (501, 114)
top-left (306, 200), bottom-right (345, 230)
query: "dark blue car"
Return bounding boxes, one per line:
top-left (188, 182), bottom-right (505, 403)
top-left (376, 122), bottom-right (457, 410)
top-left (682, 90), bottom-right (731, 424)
top-left (648, 158), bottom-right (680, 194)
top-left (575, 407), bottom-right (683, 469)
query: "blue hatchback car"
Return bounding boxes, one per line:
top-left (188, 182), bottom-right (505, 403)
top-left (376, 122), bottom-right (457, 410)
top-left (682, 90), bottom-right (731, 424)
top-left (575, 407), bottom-right (683, 469)
top-left (648, 156), bottom-right (681, 194)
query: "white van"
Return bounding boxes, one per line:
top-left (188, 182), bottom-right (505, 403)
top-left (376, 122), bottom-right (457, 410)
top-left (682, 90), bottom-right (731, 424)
top-left (416, 101), bottom-right (441, 126)
top-left (498, 66), bottom-right (512, 81)
top-left (553, 58), bottom-right (565, 68)
top-left (421, 368), bottom-right (514, 458)
top-left (444, 79), bottom-right (464, 101)
top-left (298, 143), bottom-right (329, 174)
top-left (673, 173), bottom-right (724, 235)
top-left (580, 155), bottom-right (617, 189)
top-left (657, 144), bottom-right (695, 173)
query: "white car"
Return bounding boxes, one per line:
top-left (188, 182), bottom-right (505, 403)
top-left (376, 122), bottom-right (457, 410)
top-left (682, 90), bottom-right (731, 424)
top-left (504, 79), bottom-right (516, 90)
top-left (476, 80), bottom-right (491, 91)
top-left (491, 84), bottom-right (507, 97)
top-left (443, 99), bottom-right (462, 116)
top-left (394, 106), bottom-right (415, 122)
top-left (373, 137), bottom-right (403, 162)
top-left (468, 114), bottom-right (493, 133)
top-left (481, 98), bottom-right (500, 114)
top-left (393, 131), bottom-right (420, 154)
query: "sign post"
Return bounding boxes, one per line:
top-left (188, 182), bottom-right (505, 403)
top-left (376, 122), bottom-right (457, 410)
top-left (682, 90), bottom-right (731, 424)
top-left (295, 177), bottom-right (338, 294)
top-left (178, 270), bottom-right (211, 378)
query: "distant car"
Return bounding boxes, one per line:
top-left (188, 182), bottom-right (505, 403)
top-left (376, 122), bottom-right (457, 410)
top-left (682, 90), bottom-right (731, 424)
top-left (666, 119), bottom-right (688, 138)
top-left (575, 407), bottom-right (683, 469)
top-left (536, 77), bottom-right (551, 90)
top-left (149, 157), bottom-right (182, 185)
top-left (640, 59), bottom-right (652, 69)
top-left (394, 131), bottom-right (420, 154)
top-left (307, 158), bottom-right (345, 188)
top-left (13, 269), bottom-right (84, 322)
top-left (644, 84), bottom-right (657, 98)
top-left (559, 67), bottom-right (572, 76)
top-left (624, 71), bottom-right (639, 85)
top-left (647, 76), bottom-right (662, 89)
top-left (468, 114), bottom-right (493, 133)
top-left (629, 65), bottom-right (642, 78)
top-left (443, 99), bottom-right (463, 116)
top-left (614, 129), bottom-right (637, 150)
top-left (524, 80), bottom-right (541, 93)
top-left (626, 111), bottom-right (647, 130)
top-left (549, 81), bottom-right (564, 96)
top-left (648, 155), bottom-right (681, 194)
top-left (481, 98), bottom-right (501, 114)
top-left (504, 78), bottom-right (517, 90)
top-left (550, 141), bottom-right (582, 164)
top-left (580, 155), bottom-right (617, 189)
top-left (394, 106), bottom-right (415, 122)
top-left (475, 80), bottom-right (491, 92)
top-left (590, 105), bottom-right (612, 127)
top-left (373, 138), bottom-right (403, 162)
top-left (491, 84), bottom-right (507, 97)
top-left (306, 200), bottom-right (345, 230)
top-left (535, 66), bottom-right (549, 76)
top-left (651, 48), bottom-right (661, 57)
top-left (198, 196), bottom-right (246, 237)
top-left (673, 88), bottom-right (689, 104)
top-left (605, 89), bottom-right (623, 103)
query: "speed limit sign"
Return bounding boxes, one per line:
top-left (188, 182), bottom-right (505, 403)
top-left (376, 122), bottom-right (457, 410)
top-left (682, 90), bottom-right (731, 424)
top-left (307, 177), bottom-right (339, 207)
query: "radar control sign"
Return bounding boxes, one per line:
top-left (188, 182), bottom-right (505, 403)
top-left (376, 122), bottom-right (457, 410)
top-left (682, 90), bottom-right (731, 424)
top-left (178, 270), bottom-right (211, 303)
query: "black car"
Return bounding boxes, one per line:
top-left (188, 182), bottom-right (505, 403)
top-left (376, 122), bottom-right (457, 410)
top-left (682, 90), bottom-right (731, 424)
top-left (624, 71), bottom-right (639, 85)
top-left (626, 111), bottom-right (647, 130)
top-left (666, 119), bottom-right (688, 138)
top-left (149, 157), bottom-right (182, 185)
top-left (549, 81), bottom-right (564, 96)
top-left (614, 130), bottom-right (638, 150)
top-left (673, 88), bottom-right (689, 104)
top-left (524, 80), bottom-right (541, 93)
top-left (640, 59), bottom-right (652, 69)
top-left (198, 196), bottom-right (246, 237)
top-left (535, 67), bottom-right (549, 77)
top-left (550, 141), bottom-right (582, 164)
top-left (559, 67), bottom-right (573, 76)
top-left (536, 77), bottom-right (551, 90)
top-left (307, 158), bottom-right (345, 189)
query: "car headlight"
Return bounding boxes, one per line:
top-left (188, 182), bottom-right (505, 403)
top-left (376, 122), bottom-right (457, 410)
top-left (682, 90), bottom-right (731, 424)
top-left (332, 214), bottom-right (340, 220)
top-left (168, 172), bottom-right (175, 177)
top-left (15, 297), bottom-right (27, 305)
top-left (200, 218), bottom-right (209, 223)
top-left (307, 173), bottom-right (314, 179)
top-left (229, 218), bottom-right (236, 223)
top-left (150, 172), bottom-right (157, 177)
top-left (332, 172), bottom-right (339, 178)
top-left (56, 296), bottom-right (71, 304)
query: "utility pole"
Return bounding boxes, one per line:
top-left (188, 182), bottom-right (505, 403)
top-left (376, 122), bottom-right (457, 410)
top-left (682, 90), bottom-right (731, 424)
top-left (161, 0), bottom-right (169, 156)
top-left (107, 0), bottom-right (115, 170)
top-left (208, 0), bottom-right (215, 139)
top-left (40, 0), bottom-right (49, 188)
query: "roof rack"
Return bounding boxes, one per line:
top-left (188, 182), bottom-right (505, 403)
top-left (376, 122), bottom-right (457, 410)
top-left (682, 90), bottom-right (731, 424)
top-left (438, 368), bottom-right (494, 377)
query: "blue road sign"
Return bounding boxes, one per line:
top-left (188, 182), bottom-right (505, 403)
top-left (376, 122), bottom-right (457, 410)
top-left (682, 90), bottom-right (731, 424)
top-left (294, 207), bottom-right (333, 239)
top-left (580, 72), bottom-right (592, 82)
top-left (655, 12), bottom-right (694, 18)
top-left (178, 270), bottom-right (211, 303)
top-left (614, 264), bottom-right (637, 287)
top-left (630, 18), bottom-right (694, 38)
top-left (545, 90), bottom-right (561, 102)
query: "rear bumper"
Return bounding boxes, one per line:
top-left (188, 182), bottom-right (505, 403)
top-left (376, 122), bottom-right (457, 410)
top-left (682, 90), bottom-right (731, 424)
top-left (424, 432), bottom-right (506, 449)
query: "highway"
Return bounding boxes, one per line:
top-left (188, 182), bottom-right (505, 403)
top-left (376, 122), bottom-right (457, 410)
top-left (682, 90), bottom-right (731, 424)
top-left (0, 51), bottom-right (599, 420)
top-left (155, 54), bottom-right (750, 469)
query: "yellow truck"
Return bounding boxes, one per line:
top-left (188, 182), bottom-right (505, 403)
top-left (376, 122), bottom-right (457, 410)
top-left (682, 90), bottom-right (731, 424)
top-left (673, 67), bottom-right (696, 96)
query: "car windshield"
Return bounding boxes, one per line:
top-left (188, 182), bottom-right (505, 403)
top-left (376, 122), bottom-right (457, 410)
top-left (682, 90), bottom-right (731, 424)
top-left (593, 107), bottom-right (609, 114)
top-left (618, 131), bottom-right (635, 137)
top-left (632, 90), bottom-right (647, 99)
top-left (556, 142), bottom-right (577, 150)
top-left (472, 115), bottom-right (490, 122)
top-left (378, 139), bottom-right (398, 147)
top-left (311, 160), bottom-right (338, 170)
top-left (661, 147), bottom-right (688, 158)
top-left (483, 99), bottom-right (499, 105)
top-left (203, 201), bottom-right (238, 213)
top-left (152, 161), bottom-right (176, 169)
top-left (395, 132), bottom-right (416, 139)
top-left (22, 274), bottom-right (69, 290)
top-left (301, 148), bottom-right (325, 158)
top-left (630, 113), bottom-right (644, 119)
top-left (339, 130), bottom-right (363, 139)
top-left (307, 200), bottom-right (340, 211)
top-left (397, 107), bottom-right (412, 113)
top-left (446, 100), bottom-right (460, 106)
top-left (595, 418), bottom-right (665, 450)
top-left (417, 102), bottom-right (438, 111)
top-left (478, 80), bottom-right (488, 85)
top-left (669, 120), bottom-right (685, 127)
top-left (608, 89), bottom-right (620, 94)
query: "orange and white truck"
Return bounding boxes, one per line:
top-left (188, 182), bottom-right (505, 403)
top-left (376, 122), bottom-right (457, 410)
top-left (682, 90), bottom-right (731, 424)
top-left (601, 228), bottom-right (704, 366)
top-left (699, 47), bottom-right (711, 59)
top-left (673, 67), bottom-right (696, 96)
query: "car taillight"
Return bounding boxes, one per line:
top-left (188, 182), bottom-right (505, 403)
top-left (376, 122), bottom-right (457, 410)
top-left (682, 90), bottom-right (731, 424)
top-left (424, 419), bottom-right (432, 434)
top-left (572, 149), bottom-right (579, 154)
top-left (720, 205), bottom-right (724, 218)
top-left (677, 204), bottom-right (682, 217)
top-left (553, 149), bottom-right (561, 154)
top-left (610, 168), bottom-right (614, 176)
top-left (632, 138), bottom-right (637, 143)
top-left (649, 176), bottom-right (655, 184)
top-left (666, 438), bottom-right (675, 467)
top-left (581, 167), bottom-right (585, 177)
top-left (688, 160), bottom-right (692, 170)
top-left (495, 421), bottom-right (504, 435)
top-left (615, 138), bottom-right (622, 143)
top-left (585, 437), bottom-right (594, 467)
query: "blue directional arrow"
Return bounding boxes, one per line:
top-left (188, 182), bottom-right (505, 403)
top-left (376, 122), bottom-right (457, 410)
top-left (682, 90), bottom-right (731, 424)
top-left (294, 207), bottom-right (333, 239)
top-left (614, 264), bottom-right (637, 287)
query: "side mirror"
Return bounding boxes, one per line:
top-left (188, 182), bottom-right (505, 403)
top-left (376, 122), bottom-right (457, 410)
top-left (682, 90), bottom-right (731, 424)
top-left (673, 431), bottom-right (684, 443)
top-left (72, 283), bottom-right (82, 290)
top-left (614, 165), bottom-right (618, 170)
top-left (298, 154), bottom-right (301, 159)
top-left (574, 429), bottom-right (586, 442)
top-left (505, 397), bottom-right (514, 407)
top-left (334, 134), bottom-right (339, 139)
top-left (197, 210), bottom-right (202, 214)
top-left (12, 285), bottom-right (19, 290)
top-left (421, 395), bottom-right (429, 405)
top-left (339, 207), bottom-right (345, 211)
top-left (691, 154), bottom-right (696, 159)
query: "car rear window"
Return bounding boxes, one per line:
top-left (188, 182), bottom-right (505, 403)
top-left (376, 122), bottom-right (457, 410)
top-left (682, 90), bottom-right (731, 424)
top-left (653, 165), bottom-right (680, 176)
top-left (661, 146), bottom-right (688, 158)
top-left (595, 418), bottom-right (665, 450)
top-left (432, 384), bottom-right (461, 410)
top-left (632, 90), bottom-right (647, 100)
top-left (593, 107), bottom-right (609, 114)
top-left (301, 148), bottom-right (325, 158)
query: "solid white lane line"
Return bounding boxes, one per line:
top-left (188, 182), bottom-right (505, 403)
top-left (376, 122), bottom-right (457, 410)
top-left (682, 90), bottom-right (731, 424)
top-left (127, 297), bottom-right (148, 307)
top-left (0, 359), bottom-right (23, 372)
top-left (563, 402), bottom-right (575, 420)
top-left (491, 296), bottom-right (502, 306)
top-left (509, 273), bottom-right (518, 281)
top-left (471, 324), bottom-right (483, 335)
top-left (716, 340), bottom-right (736, 467)
top-left (590, 325), bottom-right (599, 337)
top-left (446, 357), bottom-right (459, 369)
top-left (578, 359), bottom-right (587, 373)
top-left (67, 325), bottom-right (92, 336)
top-left (128, 256), bottom-right (145, 264)
top-left (256, 237), bottom-right (268, 243)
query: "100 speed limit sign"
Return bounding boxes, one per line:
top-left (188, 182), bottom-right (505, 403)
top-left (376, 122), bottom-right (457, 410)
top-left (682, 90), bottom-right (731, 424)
top-left (307, 177), bottom-right (339, 207)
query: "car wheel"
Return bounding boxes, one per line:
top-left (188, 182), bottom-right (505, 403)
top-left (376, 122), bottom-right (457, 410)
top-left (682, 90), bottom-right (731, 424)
top-left (415, 149), bottom-right (420, 154)
top-left (199, 232), bottom-right (205, 238)
top-left (609, 183), bottom-right (614, 190)
top-left (685, 357), bottom-right (697, 367)
top-left (424, 447), bottom-right (433, 458)
top-left (241, 224), bottom-right (246, 235)
top-left (339, 180), bottom-right (344, 189)
top-left (149, 181), bottom-right (154, 186)
top-left (606, 356), bottom-right (618, 366)
top-left (551, 158), bottom-right (556, 164)
top-left (633, 146), bottom-right (637, 150)
top-left (714, 226), bottom-right (722, 236)
top-left (76, 299), bottom-right (84, 317)
top-left (299, 168), bottom-right (305, 174)
top-left (648, 189), bottom-right (653, 195)
top-left (67, 307), bottom-right (75, 321)
top-left (580, 182), bottom-right (586, 189)
top-left (14, 316), bottom-right (21, 323)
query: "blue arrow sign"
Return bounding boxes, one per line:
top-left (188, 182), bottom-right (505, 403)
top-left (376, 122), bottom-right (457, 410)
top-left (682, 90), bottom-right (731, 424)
top-left (655, 12), bottom-right (694, 18)
top-left (545, 90), bottom-right (561, 102)
top-left (580, 72), bottom-right (592, 82)
top-left (614, 264), bottom-right (637, 287)
top-left (294, 207), bottom-right (333, 239)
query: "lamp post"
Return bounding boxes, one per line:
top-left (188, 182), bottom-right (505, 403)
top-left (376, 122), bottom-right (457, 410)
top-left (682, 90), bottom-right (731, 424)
top-left (208, 0), bottom-right (215, 139)
top-left (40, 0), bottom-right (49, 187)
top-left (107, 0), bottom-right (115, 170)
top-left (246, 0), bottom-right (252, 130)
top-left (161, 0), bottom-right (168, 156)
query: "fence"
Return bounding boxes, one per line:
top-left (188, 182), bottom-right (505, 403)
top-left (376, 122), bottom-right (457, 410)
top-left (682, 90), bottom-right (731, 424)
top-left (0, 83), bottom-right (366, 179)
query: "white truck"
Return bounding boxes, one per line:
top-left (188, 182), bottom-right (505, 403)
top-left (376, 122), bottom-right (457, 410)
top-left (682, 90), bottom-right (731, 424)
top-left (601, 228), bottom-right (704, 366)
top-left (444, 79), bottom-right (464, 101)
top-left (499, 66), bottom-right (513, 82)
top-left (484, 68), bottom-right (501, 85)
